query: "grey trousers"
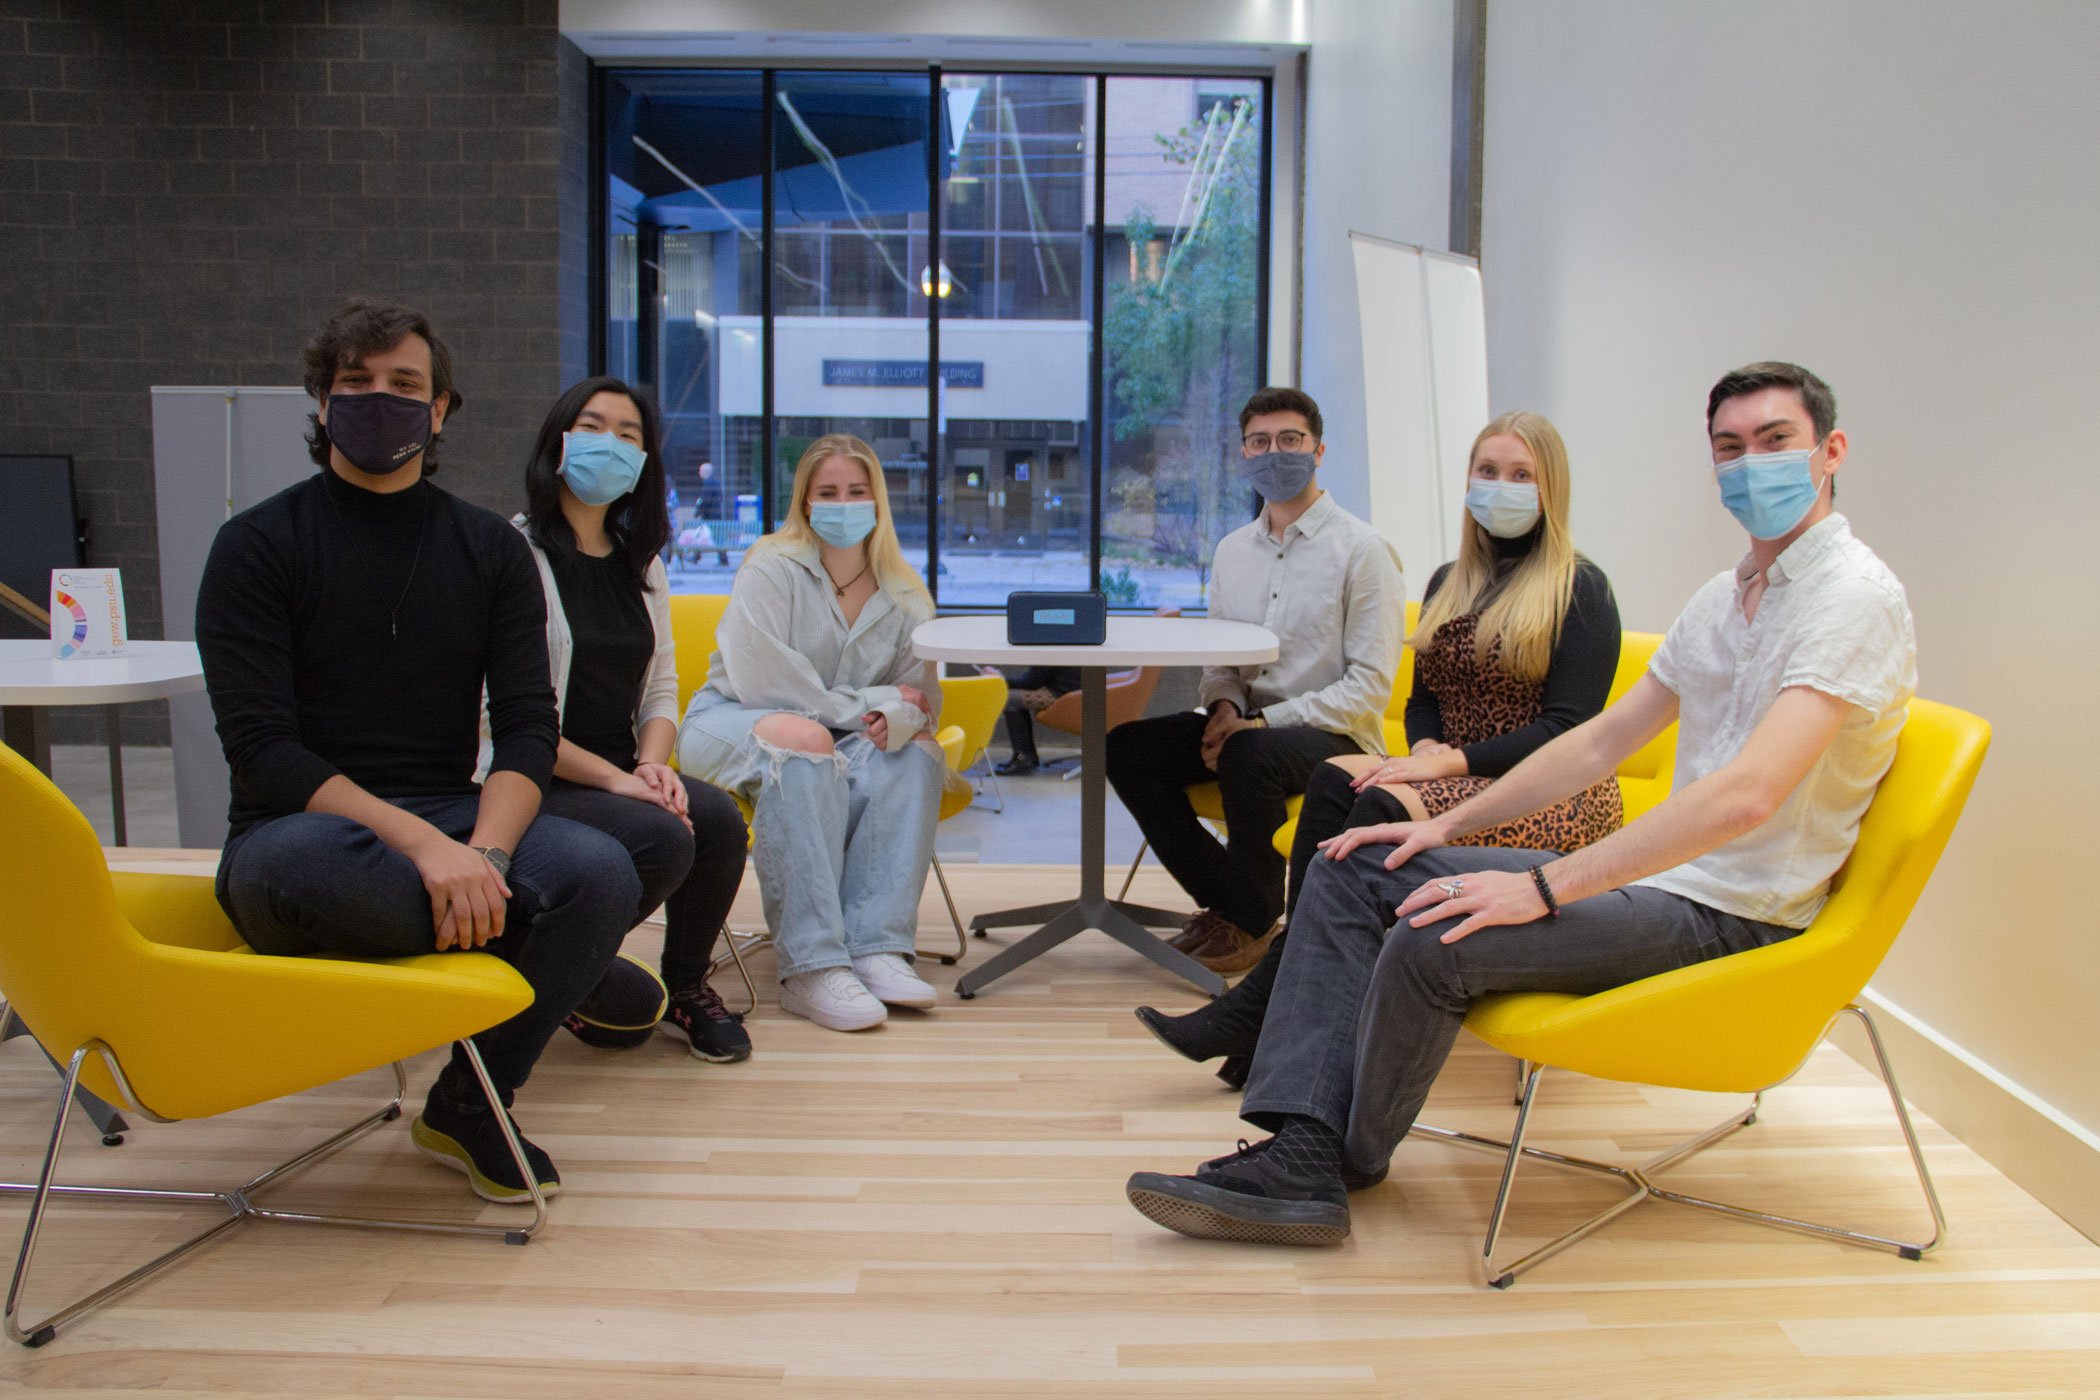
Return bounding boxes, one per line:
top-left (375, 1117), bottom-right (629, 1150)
top-left (1241, 844), bottom-right (1797, 1180)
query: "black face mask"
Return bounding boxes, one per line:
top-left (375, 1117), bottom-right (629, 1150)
top-left (324, 391), bottom-right (434, 477)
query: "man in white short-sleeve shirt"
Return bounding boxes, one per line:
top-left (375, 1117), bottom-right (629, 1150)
top-left (1125, 362), bottom-right (1918, 1247)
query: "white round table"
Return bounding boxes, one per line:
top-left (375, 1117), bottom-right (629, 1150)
top-left (913, 615), bottom-right (1278, 998)
top-left (0, 639), bottom-right (206, 845)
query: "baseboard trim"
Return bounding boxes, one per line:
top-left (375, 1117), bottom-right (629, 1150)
top-left (1831, 988), bottom-right (2100, 1245)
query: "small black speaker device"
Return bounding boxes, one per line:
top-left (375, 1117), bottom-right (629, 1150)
top-left (1006, 590), bottom-right (1108, 646)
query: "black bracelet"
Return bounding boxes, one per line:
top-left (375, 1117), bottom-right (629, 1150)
top-left (1527, 864), bottom-right (1560, 918)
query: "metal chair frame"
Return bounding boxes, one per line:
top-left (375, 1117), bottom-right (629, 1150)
top-left (1415, 1004), bottom-right (1944, 1289)
top-left (0, 1007), bottom-right (545, 1349)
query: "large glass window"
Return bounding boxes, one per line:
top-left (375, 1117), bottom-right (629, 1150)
top-left (598, 67), bottom-right (1268, 608)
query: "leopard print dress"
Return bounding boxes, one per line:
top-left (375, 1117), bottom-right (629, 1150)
top-left (1406, 611), bottom-right (1623, 852)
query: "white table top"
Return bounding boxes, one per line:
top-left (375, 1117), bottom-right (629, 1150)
top-left (0, 640), bottom-right (206, 705)
top-left (912, 615), bottom-right (1279, 668)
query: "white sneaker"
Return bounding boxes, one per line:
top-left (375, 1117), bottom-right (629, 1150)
top-left (850, 953), bottom-right (938, 1010)
top-left (780, 967), bottom-right (888, 1032)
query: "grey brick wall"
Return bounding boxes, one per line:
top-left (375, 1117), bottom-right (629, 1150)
top-left (0, 0), bottom-right (571, 744)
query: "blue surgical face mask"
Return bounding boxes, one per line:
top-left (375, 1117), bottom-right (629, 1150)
top-left (1464, 478), bottom-right (1541, 539)
top-left (1242, 449), bottom-right (1317, 504)
top-left (559, 431), bottom-right (646, 507)
top-left (809, 499), bottom-right (878, 549)
top-left (1715, 445), bottom-right (1822, 540)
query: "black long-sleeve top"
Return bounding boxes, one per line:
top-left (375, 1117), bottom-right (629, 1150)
top-left (197, 470), bottom-right (559, 838)
top-left (1405, 534), bottom-right (1620, 779)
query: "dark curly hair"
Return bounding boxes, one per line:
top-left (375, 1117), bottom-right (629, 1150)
top-left (1238, 386), bottom-right (1323, 440)
top-left (300, 298), bottom-right (464, 475)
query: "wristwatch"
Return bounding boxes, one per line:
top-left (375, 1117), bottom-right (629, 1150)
top-left (472, 846), bottom-right (512, 878)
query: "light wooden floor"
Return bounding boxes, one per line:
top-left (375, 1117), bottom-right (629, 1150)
top-left (3, 854), bottom-right (2098, 1396)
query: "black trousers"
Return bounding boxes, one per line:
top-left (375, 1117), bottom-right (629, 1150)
top-left (998, 665), bottom-right (1080, 762)
top-left (1105, 709), bottom-right (1359, 933)
top-left (536, 775), bottom-right (748, 992)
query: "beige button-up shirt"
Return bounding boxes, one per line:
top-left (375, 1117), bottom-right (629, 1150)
top-left (1197, 491), bottom-right (1406, 756)
top-left (1639, 514), bottom-right (1916, 928)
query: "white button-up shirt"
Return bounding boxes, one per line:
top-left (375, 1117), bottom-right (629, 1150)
top-left (1198, 491), bottom-right (1406, 756)
top-left (1638, 514), bottom-right (1916, 928)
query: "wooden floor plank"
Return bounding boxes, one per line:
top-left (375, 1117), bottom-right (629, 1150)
top-left (1, 853), bottom-right (2095, 1395)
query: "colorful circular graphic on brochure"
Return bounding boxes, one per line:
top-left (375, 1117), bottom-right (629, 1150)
top-left (54, 590), bottom-right (89, 657)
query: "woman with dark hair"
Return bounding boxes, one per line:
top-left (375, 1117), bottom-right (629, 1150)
top-left (497, 376), bottom-right (754, 1063)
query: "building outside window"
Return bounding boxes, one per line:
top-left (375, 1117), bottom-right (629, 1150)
top-left (600, 67), bottom-right (1268, 609)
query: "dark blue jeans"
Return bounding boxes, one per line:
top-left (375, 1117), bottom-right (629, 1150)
top-left (216, 793), bottom-right (640, 1113)
top-left (1242, 844), bottom-right (1798, 1180)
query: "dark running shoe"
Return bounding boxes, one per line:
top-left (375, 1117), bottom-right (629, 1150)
top-left (411, 1098), bottom-right (561, 1205)
top-left (1127, 1138), bottom-right (1350, 1246)
top-left (1198, 1135), bottom-right (1389, 1193)
top-left (658, 984), bottom-right (753, 1063)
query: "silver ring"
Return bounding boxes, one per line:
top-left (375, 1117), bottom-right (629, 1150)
top-left (1439, 879), bottom-right (1465, 899)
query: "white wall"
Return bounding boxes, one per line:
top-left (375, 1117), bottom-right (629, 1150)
top-left (1295, 0), bottom-right (1453, 528)
top-left (1482, 0), bottom-right (2100, 1197)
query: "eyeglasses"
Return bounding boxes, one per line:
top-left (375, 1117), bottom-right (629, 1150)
top-left (1242, 430), bottom-right (1313, 452)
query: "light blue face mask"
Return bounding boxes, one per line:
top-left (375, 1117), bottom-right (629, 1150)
top-left (809, 499), bottom-right (878, 549)
top-left (559, 431), bottom-right (646, 507)
top-left (1715, 445), bottom-right (1822, 540)
top-left (1464, 479), bottom-right (1541, 539)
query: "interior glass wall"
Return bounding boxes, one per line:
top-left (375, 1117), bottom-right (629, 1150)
top-left (602, 70), bottom-right (765, 586)
top-left (598, 66), bottom-right (1268, 608)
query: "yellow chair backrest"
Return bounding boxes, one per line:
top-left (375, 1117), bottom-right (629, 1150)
top-left (1470, 699), bottom-right (1990, 1093)
top-left (1384, 600), bottom-right (1424, 720)
top-left (938, 673), bottom-right (1008, 772)
top-left (0, 744), bottom-right (530, 1120)
top-left (1610, 631), bottom-right (1676, 818)
top-left (668, 592), bottom-right (732, 722)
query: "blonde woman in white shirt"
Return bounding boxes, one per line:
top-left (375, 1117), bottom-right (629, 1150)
top-left (677, 434), bottom-right (944, 1032)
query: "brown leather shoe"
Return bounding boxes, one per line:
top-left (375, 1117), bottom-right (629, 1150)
top-left (1171, 910), bottom-right (1234, 956)
top-left (1196, 919), bottom-right (1282, 976)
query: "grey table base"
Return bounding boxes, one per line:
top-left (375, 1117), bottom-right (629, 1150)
top-left (953, 668), bottom-right (1226, 1000)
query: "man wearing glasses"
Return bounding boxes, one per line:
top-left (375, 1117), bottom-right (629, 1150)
top-left (1107, 387), bottom-right (1406, 974)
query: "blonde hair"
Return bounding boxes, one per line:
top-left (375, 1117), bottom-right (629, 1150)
top-left (1408, 410), bottom-right (1578, 683)
top-left (751, 433), bottom-right (933, 613)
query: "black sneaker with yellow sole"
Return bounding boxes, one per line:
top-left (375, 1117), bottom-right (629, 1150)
top-left (411, 1097), bottom-right (562, 1205)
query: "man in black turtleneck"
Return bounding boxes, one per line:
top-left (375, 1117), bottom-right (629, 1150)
top-left (196, 299), bottom-right (638, 1207)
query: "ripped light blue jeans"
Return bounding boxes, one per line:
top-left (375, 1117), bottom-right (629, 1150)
top-left (677, 697), bottom-right (943, 979)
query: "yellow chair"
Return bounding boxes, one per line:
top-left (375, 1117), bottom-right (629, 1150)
top-left (665, 594), bottom-right (976, 1003)
top-left (1413, 698), bottom-right (1989, 1287)
top-left (938, 671), bottom-right (1010, 811)
top-left (0, 744), bottom-right (542, 1349)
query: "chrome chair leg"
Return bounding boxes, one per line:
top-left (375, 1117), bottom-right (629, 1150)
top-left (973, 752), bottom-right (1006, 814)
top-left (922, 854), bottom-right (968, 966)
top-left (711, 923), bottom-right (762, 1014)
top-left (1413, 1003), bottom-right (1943, 1288)
top-left (1117, 841), bottom-right (1149, 902)
top-left (1513, 1056), bottom-right (1530, 1105)
top-left (3, 1043), bottom-right (542, 1348)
